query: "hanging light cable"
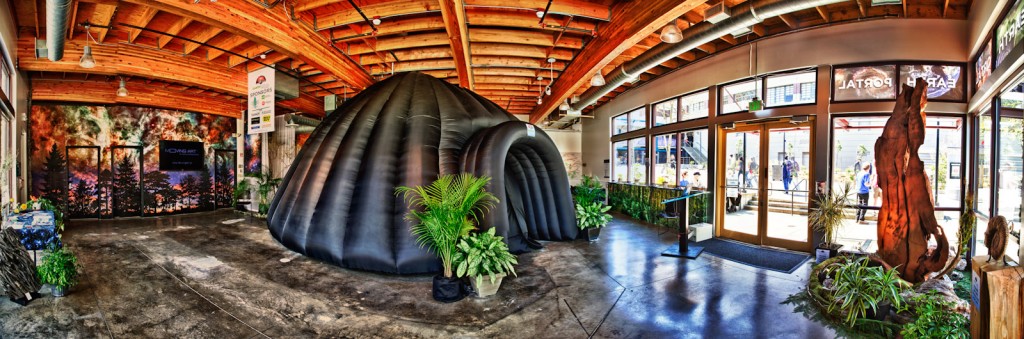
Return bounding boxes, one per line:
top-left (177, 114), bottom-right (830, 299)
top-left (79, 24), bottom-right (96, 68)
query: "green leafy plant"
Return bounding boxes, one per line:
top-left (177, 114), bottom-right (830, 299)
top-left (248, 171), bottom-right (282, 216)
top-left (452, 228), bottom-right (518, 286)
top-left (901, 291), bottom-right (969, 339)
top-left (572, 174), bottom-right (606, 205)
top-left (232, 179), bottom-right (251, 205)
top-left (937, 194), bottom-right (976, 278)
top-left (576, 201), bottom-right (613, 230)
top-left (809, 183), bottom-right (851, 247)
top-left (826, 256), bottom-right (910, 327)
top-left (396, 174), bottom-right (497, 278)
top-left (36, 244), bottom-right (80, 290)
top-left (689, 194), bottom-right (708, 224)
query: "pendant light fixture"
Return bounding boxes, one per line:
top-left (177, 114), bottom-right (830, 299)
top-left (660, 20), bottom-right (683, 44)
top-left (116, 77), bottom-right (129, 97)
top-left (79, 25), bottom-right (96, 69)
top-left (590, 72), bottom-right (606, 87)
top-left (558, 99), bottom-right (570, 111)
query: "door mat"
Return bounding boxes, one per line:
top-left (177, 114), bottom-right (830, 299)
top-left (695, 238), bottom-right (810, 274)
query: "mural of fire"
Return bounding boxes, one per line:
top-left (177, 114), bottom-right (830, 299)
top-left (30, 104), bottom-right (237, 218)
top-left (243, 133), bottom-right (261, 175)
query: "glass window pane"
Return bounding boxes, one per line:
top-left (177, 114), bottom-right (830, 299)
top-left (997, 116), bottom-right (1022, 226)
top-left (653, 100), bottom-right (677, 126)
top-left (680, 91), bottom-right (709, 121)
top-left (653, 134), bottom-right (677, 187)
top-left (613, 114), bottom-right (628, 135)
top-left (831, 116), bottom-right (962, 209)
top-left (629, 108), bottom-right (646, 131)
top-left (629, 138), bottom-right (647, 184)
top-left (679, 129), bottom-right (709, 190)
top-left (613, 141), bottom-right (627, 182)
top-left (765, 72), bottom-right (816, 107)
top-left (720, 80), bottom-right (758, 114)
top-left (978, 113), bottom-right (992, 216)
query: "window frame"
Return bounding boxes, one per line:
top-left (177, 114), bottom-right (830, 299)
top-left (651, 98), bottom-right (679, 127)
top-left (718, 78), bottom-right (760, 115)
top-left (678, 89), bottom-right (710, 122)
top-left (763, 69), bottom-right (818, 108)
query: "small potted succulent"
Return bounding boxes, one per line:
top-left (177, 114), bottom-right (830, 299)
top-left (809, 183), bottom-right (851, 263)
top-left (576, 201), bottom-right (613, 241)
top-left (36, 244), bottom-right (80, 297)
top-left (453, 228), bottom-right (518, 298)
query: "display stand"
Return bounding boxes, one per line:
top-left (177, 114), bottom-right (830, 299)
top-left (660, 191), bottom-right (708, 259)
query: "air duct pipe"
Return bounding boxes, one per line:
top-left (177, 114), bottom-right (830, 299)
top-left (45, 0), bottom-right (72, 61)
top-left (288, 114), bottom-right (321, 127)
top-left (569, 0), bottom-right (846, 112)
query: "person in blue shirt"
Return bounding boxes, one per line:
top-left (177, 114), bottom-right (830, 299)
top-left (855, 163), bottom-right (872, 224)
top-left (679, 171), bottom-right (691, 192)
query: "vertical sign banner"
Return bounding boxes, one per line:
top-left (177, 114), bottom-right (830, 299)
top-left (976, 39), bottom-right (993, 90)
top-left (248, 67), bottom-right (276, 134)
top-left (996, 0), bottom-right (1024, 68)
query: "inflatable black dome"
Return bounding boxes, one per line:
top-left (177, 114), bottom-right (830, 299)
top-left (267, 72), bottom-right (578, 274)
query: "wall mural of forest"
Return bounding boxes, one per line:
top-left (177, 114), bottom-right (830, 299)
top-left (30, 104), bottom-right (237, 218)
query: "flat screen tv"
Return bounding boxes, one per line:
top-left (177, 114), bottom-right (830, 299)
top-left (159, 140), bottom-right (205, 171)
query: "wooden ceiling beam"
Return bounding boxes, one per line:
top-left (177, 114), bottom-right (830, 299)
top-left (17, 37), bottom-right (323, 115)
top-left (124, 4), bottom-right (159, 43)
top-left (127, 0), bottom-right (375, 89)
top-left (778, 13), bottom-right (797, 29)
top-left (439, 0), bottom-right (473, 90)
top-left (90, 3), bottom-right (118, 43)
top-left (529, 0), bottom-right (706, 123)
top-left (815, 6), bottom-right (830, 23)
top-left (156, 16), bottom-right (194, 49)
top-left (473, 56), bottom-right (566, 70)
top-left (943, 0), bottom-right (950, 18)
top-left (184, 26), bottom-right (223, 55)
top-left (32, 78), bottom-right (241, 118)
top-left (311, 0), bottom-right (609, 30)
top-left (206, 34), bottom-right (249, 61)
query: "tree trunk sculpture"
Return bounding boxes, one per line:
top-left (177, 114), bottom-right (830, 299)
top-left (874, 79), bottom-right (949, 284)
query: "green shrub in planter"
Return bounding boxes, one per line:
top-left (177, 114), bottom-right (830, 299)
top-left (453, 228), bottom-right (518, 288)
top-left (900, 291), bottom-right (969, 339)
top-left (36, 244), bottom-right (81, 296)
top-left (572, 175), bottom-right (606, 205)
top-left (826, 256), bottom-right (910, 327)
top-left (576, 202), bottom-right (612, 230)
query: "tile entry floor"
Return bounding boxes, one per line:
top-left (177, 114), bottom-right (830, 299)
top-left (0, 210), bottom-right (835, 338)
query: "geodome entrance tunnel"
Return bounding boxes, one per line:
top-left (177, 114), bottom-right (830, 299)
top-left (266, 72), bottom-right (578, 274)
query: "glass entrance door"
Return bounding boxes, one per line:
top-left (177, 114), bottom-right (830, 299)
top-left (717, 120), bottom-right (814, 252)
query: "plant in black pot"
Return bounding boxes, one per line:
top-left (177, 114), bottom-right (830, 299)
top-left (809, 183), bottom-right (851, 263)
top-left (576, 201), bottom-right (612, 242)
top-left (453, 228), bottom-right (517, 298)
top-left (36, 244), bottom-right (80, 297)
top-left (397, 173), bottom-right (497, 303)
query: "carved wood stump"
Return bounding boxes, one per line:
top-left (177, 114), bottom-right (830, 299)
top-left (0, 228), bottom-right (42, 299)
top-left (874, 79), bottom-right (949, 284)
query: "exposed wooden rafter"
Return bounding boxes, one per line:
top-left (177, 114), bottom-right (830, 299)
top-left (439, 0), bottom-right (474, 90)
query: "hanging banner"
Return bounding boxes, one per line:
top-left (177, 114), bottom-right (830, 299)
top-left (996, 0), bottom-right (1024, 67)
top-left (248, 67), bottom-right (275, 134)
top-left (833, 65), bottom-right (897, 101)
top-left (899, 64), bottom-right (964, 101)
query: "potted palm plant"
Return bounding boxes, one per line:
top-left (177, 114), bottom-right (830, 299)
top-left (248, 171), bottom-right (282, 217)
top-left (233, 179), bottom-right (252, 212)
top-left (396, 173), bottom-right (496, 303)
top-left (809, 183), bottom-right (851, 263)
top-left (36, 244), bottom-right (80, 297)
top-left (453, 228), bottom-right (517, 298)
top-left (576, 201), bottom-right (613, 241)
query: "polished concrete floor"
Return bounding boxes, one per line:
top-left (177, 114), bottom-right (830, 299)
top-left (0, 210), bottom-right (835, 338)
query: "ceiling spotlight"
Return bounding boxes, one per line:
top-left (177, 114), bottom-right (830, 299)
top-left (537, 76), bottom-right (543, 81)
top-left (116, 78), bottom-right (129, 97)
top-left (79, 45), bottom-right (95, 69)
top-left (590, 72), bottom-right (606, 87)
top-left (545, 86), bottom-right (551, 95)
top-left (259, 54), bottom-right (266, 59)
top-left (558, 100), bottom-right (570, 111)
top-left (547, 57), bottom-right (556, 64)
top-left (537, 97), bottom-right (543, 105)
top-left (372, 16), bottom-right (382, 26)
top-left (660, 22), bottom-right (683, 44)
top-left (536, 10), bottom-right (545, 19)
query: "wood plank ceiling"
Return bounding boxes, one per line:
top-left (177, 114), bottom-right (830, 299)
top-left (10, 0), bottom-right (971, 120)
